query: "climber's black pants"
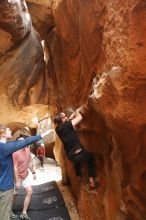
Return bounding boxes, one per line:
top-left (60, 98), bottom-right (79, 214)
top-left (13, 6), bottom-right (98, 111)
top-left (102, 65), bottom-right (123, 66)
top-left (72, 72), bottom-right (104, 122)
top-left (70, 149), bottom-right (95, 177)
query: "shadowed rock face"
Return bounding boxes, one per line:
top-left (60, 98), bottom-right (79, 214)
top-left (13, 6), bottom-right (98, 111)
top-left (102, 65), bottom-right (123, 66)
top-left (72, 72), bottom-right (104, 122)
top-left (0, 0), bottom-right (48, 125)
top-left (1, 0), bottom-right (146, 220)
top-left (46, 0), bottom-right (105, 110)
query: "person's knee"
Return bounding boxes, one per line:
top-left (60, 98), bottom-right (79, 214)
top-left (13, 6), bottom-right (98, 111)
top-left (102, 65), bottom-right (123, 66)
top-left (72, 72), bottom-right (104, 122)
top-left (25, 187), bottom-right (33, 196)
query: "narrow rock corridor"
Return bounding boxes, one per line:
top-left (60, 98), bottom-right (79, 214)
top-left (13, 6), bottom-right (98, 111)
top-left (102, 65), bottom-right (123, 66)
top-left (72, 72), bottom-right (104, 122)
top-left (1, 0), bottom-right (146, 220)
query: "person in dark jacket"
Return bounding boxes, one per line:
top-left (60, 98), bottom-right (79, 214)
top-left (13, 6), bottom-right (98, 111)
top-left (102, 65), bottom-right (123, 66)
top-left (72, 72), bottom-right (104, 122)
top-left (53, 110), bottom-right (96, 189)
top-left (0, 124), bottom-right (53, 220)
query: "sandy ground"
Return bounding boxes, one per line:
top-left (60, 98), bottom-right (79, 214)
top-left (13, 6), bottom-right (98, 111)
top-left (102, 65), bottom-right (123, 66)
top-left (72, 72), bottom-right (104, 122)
top-left (31, 157), bottom-right (80, 220)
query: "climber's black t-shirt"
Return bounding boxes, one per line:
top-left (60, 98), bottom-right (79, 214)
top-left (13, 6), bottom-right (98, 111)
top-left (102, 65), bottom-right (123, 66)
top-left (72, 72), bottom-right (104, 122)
top-left (55, 121), bottom-right (83, 159)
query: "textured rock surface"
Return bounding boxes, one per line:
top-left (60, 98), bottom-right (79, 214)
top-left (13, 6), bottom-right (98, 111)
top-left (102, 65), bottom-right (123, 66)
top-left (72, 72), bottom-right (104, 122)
top-left (46, 0), bottom-right (105, 110)
top-left (89, 1), bottom-right (146, 219)
top-left (26, 0), bottom-right (55, 40)
top-left (0, 0), bottom-right (48, 126)
top-left (45, 0), bottom-right (146, 220)
top-left (0, 0), bottom-right (146, 220)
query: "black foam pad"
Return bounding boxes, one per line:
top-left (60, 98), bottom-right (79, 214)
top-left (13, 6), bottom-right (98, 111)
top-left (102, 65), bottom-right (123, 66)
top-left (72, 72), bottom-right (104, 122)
top-left (13, 189), bottom-right (65, 210)
top-left (18, 181), bottom-right (58, 195)
top-left (13, 206), bottom-right (71, 220)
top-left (12, 182), bottom-right (71, 220)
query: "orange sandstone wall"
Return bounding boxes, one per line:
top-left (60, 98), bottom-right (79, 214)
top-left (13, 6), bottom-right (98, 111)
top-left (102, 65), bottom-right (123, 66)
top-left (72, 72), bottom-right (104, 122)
top-left (1, 0), bottom-right (146, 220)
top-left (45, 1), bottom-right (146, 219)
